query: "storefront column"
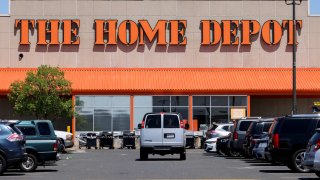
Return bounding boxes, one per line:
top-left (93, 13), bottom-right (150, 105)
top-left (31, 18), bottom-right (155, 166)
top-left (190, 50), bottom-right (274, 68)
top-left (130, 95), bottom-right (134, 131)
top-left (72, 95), bottom-right (76, 140)
top-left (247, 95), bottom-right (251, 117)
top-left (189, 95), bottom-right (193, 131)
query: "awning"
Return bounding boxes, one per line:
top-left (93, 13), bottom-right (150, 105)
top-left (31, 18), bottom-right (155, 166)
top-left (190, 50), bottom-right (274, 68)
top-left (1, 68), bottom-right (320, 95)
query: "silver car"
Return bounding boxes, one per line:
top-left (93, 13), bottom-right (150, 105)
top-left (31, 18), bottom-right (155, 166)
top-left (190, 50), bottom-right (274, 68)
top-left (139, 113), bottom-right (186, 160)
top-left (304, 128), bottom-right (320, 177)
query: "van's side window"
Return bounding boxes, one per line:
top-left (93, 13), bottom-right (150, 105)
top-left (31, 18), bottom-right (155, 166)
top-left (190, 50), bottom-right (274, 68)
top-left (37, 122), bottom-right (51, 135)
top-left (164, 115), bottom-right (179, 128)
top-left (145, 115), bottom-right (161, 128)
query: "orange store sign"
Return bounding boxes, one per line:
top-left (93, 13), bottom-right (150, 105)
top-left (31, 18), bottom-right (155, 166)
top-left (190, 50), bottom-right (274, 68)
top-left (15, 19), bottom-right (302, 46)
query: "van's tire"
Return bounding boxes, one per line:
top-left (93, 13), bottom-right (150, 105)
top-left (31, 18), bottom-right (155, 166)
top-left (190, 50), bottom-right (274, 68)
top-left (20, 154), bottom-right (38, 172)
top-left (140, 148), bottom-right (148, 160)
top-left (180, 149), bottom-right (186, 160)
top-left (287, 149), bottom-right (311, 173)
top-left (315, 171), bottom-right (320, 177)
top-left (0, 154), bottom-right (7, 175)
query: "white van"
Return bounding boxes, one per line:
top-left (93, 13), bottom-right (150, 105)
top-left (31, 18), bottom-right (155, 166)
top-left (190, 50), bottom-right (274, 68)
top-left (138, 113), bottom-right (187, 160)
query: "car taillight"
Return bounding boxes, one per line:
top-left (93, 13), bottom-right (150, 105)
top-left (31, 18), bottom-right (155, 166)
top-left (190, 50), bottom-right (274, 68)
top-left (233, 132), bottom-right (238, 141)
top-left (314, 139), bottom-right (320, 151)
top-left (180, 121), bottom-right (185, 128)
top-left (141, 121), bottom-right (145, 128)
top-left (273, 133), bottom-right (279, 149)
top-left (53, 141), bottom-right (58, 151)
top-left (7, 133), bottom-right (23, 142)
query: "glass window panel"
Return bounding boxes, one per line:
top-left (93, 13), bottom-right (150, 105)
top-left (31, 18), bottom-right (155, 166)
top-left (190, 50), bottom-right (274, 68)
top-left (152, 96), bottom-right (170, 106)
top-left (164, 115), bottom-right (180, 128)
top-left (211, 96), bottom-right (228, 106)
top-left (171, 107), bottom-right (188, 120)
top-left (94, 108), bottom-right (112, 131)
top-left (112, 96), bottom-right (130, 107)
top-left (0, 0), bottom-right (9, 15)
top-left (171, 96), bottom-right (188, 106)
top-left (310, 0), bottom-right (320, 16)
top-left (37, 122), bottom-right (51, 136)
top-left (76, 96), bottom-right (94, 107)
top-left (112, 108), bottom-right (130, 131)
top-left (193, 96), bottom-right (210, 106)
top-left (229, 96), bottom-right (247, 106)
top-left (152, 107), bottom-right (170, 113)
top-left (75, 107), bottom-right (93, 131)
top-left (134, 96), bottom-right (153, 107)
top-left (145, 115), bottom-right (161, 128)
top-left (193, 107), bottom-right (211, 129)
top-left (94, 96), bottom-right (111, 107)
top-left (134, 107), bottom-right (153, 129)
top-left (211, 107), bottom-right (229, 124)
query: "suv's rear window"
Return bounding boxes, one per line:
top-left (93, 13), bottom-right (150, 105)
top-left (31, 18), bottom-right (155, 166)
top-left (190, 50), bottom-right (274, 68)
top-left (164, 115), bottom-right (179, 128)
top-left (239, 121), bottom-right (252, 131)
top-left (281, 119), bottom-right (310, 134)
top-left (18, 127), bottom-right (37, 136)
top-left (263, 123), bottom-right (272, 132)
top-left (145, 115), bottom-right (161, 128)
top-left (37, 122), bottom-right (51, 135)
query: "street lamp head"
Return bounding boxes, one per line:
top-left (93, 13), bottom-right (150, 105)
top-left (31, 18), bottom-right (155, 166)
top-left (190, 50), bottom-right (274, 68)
top-left (285, 0), bottom-right (302, 5)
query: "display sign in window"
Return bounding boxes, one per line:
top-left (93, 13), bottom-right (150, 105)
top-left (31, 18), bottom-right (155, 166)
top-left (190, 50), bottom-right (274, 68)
top-left (0, 0), bottom-right (10, 16)
top-left (309, 0), bottom-right (320, 16)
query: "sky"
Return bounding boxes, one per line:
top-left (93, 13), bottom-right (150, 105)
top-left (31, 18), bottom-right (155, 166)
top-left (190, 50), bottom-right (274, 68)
top-left (310, 0), bottom-right (320, 15)
top-left (0, 0), bottom-right (9, 15)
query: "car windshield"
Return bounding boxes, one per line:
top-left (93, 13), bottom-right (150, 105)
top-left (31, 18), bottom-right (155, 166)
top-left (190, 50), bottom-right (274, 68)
top-left (209, 124), bottom-right (218, 131)
top-left (208, 133), bottom-right (220, 139)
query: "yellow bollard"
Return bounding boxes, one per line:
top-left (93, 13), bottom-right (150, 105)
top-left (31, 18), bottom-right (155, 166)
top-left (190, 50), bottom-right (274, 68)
top-left (67, 126), bottom-right (71, 133)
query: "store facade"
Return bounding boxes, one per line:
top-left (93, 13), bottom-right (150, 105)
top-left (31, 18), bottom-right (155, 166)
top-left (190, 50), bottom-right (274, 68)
top-left (0, 0), bottom-right (320, 134)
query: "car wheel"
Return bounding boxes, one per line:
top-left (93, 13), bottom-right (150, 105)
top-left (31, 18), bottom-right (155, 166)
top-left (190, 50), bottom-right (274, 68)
top-left (20, 154), bottom-right (38, 172)
top-left (180, 149), bottom-right (186, 160)
top-left (228, 149), bottom-right (241, 157)
top-left (287, 149), bottom-right (311, 173)
top-left (58, 139), bottom-right (66, 153)
top-left (315, 171), bottom-right (320, 177)
top-left (0, 154), bottom-right (7, 175)
top-left (140, 148), bottom-right (148, 160)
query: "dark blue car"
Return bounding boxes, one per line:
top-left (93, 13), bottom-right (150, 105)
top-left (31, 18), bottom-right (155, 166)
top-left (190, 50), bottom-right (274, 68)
top-left (0, 122), bottom-right (26, 175)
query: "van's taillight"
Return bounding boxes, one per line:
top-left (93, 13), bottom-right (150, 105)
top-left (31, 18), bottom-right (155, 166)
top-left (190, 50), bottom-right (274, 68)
top-left (233, 132), bottom-right (238, 141)
top-left (141, 121), bottom-right (145, 128)
top-left (53, 141), bottom-right (58, 151)
top-left (314, 139), bottom-right (320, 151)
top-left (7, 133), bottom-right (23, 142)
top-left (273, 133), bottom-right (279, 149)
top-left (180, 121), bottom-right (184, 128)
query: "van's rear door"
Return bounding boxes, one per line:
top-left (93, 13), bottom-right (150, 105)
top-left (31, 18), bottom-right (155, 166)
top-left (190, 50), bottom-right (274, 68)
top-left (162, 114), bottom-right (184, 146)
top-left (141, 114), bottom-right (163, 146)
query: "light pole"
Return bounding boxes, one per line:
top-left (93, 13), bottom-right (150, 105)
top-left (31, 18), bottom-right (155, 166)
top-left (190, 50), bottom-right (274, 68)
top-left (285, 0), bottom-right (302, 114)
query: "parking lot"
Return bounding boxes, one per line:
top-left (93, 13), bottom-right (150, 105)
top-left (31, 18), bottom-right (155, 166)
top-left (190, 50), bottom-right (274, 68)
top-left (1, 149), bottom-right (318, 180)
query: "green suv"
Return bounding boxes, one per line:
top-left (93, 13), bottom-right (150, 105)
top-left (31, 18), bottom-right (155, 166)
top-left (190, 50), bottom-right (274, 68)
top-left (15, 120), bottom-right (59, 172)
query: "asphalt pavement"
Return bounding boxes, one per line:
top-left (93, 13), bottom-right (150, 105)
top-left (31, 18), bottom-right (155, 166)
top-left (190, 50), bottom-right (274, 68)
top-left (1, 149), bottom-right (319, 180)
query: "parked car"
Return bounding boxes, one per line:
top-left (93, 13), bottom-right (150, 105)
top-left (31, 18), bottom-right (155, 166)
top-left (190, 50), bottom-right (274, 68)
top-left (303, 128), bottom-right (320, 177)
top-left (252, 136), bottom-right (269, 160)
top-left (206, 123), bottom-right (234, 139)
top-left (15, 120), bottom-right (59, 172)
top-left (243, 119), bottom-right (273, 157)
top-left (138, 113), bottom-right (187, 160)
top-left (204, 123), bottom-right (233, 152)
top-left (216, 134), bottom-right (231, 155)
top-left (0, 122), bottom-right (26, 174)
top-left (267, 114), bottom-right (320, 172)
top-left (54, 130), bottom-right (74, 152)
top-left (228, 117), bottom-right (261, 156)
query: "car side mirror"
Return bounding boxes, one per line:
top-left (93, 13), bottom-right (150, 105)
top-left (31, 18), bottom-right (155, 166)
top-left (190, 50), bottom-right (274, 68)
top-left (138, 124), bottom-right (142, 129)
top-left (185, 123), bottom-right (190, 130)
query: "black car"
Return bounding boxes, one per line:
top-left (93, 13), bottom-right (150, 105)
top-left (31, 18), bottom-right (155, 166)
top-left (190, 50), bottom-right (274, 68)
top-left (216, 134), bottom-right (230, 156)
top-left (0, 122), bottom-right (26, 174)
top-left (243, 119), bottom-right (273, 158)
top-left (266, 114), bottom-right (320, 173)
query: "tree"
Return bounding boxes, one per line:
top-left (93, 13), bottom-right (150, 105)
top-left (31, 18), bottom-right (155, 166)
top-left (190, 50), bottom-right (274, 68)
top-left (8, 65), bottom-right (72, 119)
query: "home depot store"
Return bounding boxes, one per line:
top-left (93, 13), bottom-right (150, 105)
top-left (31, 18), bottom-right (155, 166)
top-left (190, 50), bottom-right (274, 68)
top-left (0, 0), bottom-right (320, 133)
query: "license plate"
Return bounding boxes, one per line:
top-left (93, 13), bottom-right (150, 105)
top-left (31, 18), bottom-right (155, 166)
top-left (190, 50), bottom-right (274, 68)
top-left (164, 133), bottom-right (175, 139)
